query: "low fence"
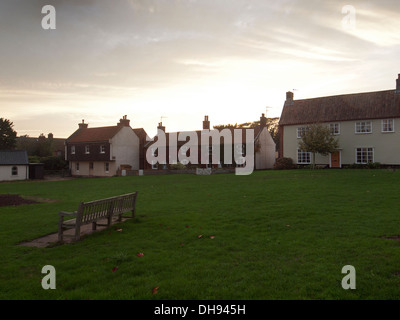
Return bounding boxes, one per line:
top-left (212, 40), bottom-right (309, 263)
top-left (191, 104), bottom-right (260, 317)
top-left (125, 168), bottom-right (236, 176)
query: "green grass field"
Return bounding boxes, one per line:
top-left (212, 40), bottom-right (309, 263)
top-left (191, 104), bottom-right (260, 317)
top-left (1, 169), bottom-right (400, 300)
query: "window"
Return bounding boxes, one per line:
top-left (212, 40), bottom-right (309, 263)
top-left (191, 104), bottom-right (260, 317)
top-left (100, 145), bottom-right (106, 153)
top-left (85, 145), bottom-right (90, 154)
top-left (297, 127), bottom-right (308, 138)
top-left (89, 162), bottom-right (94, 170)
top-left (297, 149), bottom-right (311, 164)
top-left (356, 148), bottom-right (374, 164)
top-left (105, 162), bottom-right (110, 173)
top-left (71, 146), bottom-right (75, 154)
top-left (330, 123), bottom-right (340, 135)
top-left (382, 119), bottom-right (394, 133)
top-left (355, 121), bottom-right (372, 134)
top-left (11, 166), bottom-right (18, 176)
top-left (76, 162), bottom-right (80, 172)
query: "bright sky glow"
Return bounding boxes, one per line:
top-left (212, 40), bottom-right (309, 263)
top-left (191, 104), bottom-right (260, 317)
top-left (1, 0), bottom-right (399, 138)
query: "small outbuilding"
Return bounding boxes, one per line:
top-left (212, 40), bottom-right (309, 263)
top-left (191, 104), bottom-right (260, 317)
top-left (0, 150), bottom-right (29, 181)
top-left (29, 163), bottom-right (45, 180)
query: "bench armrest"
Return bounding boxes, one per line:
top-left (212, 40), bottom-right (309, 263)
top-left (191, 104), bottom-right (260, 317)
top-left (58, 211), bottom-right (77, 217)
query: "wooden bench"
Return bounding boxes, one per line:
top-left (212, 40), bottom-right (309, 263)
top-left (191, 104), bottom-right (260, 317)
top-left (58, 192), bottom-right (138, 242)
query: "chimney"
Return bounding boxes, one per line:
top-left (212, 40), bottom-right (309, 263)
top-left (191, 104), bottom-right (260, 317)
top-left (157, 122), bottom-right (165, 132)
top-left (396, 74), bottom-right (400, 93)
top-left (260, 113), bottom-right (267, 128)
top-left (118, 115), bottom-right (130, 127)
top-left (48, 133), bottom-right (54, 140)
top-left (78, 119), bottom-right (88, 130)
top-left (203, 115), bottom-right (210, 130)
top-left (285, 91), bottom-right (294, 105)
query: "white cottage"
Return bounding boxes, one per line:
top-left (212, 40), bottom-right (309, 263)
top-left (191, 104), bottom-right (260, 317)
top-left (0, 150), bottom-right (29, 181)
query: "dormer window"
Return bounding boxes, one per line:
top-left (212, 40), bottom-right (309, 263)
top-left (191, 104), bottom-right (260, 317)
top-left (71, 146), bottom-right (75, 154)
top-left (85, 145), bottom-right (90, 154)
top-left (100, 145), bottom-right (106, 154)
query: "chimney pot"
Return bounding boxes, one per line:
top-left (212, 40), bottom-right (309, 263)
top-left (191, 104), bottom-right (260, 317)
top-left (118, 116), bottom-right (130, 127)
top-left (286, 91), bottom-right (294, 105)
top-left (157, 122), bottom-right (166, 132)
top-left (260, 113), bottom-right (267, 128)
top-left (78, 119), bottom-right (88, 129)
top-left (203, 115), bottom-right (210, 130)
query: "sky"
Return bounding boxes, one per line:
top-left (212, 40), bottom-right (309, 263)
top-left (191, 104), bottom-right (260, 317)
top-left (1, 0), bottom-right (400, 138)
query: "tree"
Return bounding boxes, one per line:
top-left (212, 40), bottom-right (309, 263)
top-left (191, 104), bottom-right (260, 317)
top-left (0, 118), bottom-right (17, 150)
top-left (298, 123), bottom-right (339, 169)
top-left (213, 117), bottom-right (280, 150)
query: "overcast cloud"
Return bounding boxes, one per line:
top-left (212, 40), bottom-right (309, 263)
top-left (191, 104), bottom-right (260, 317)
top-left (1, 0), bottom-right (399, 137)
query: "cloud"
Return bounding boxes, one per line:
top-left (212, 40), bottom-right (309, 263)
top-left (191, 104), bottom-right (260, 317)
top-left (1, 0), bottom-right (400, 136)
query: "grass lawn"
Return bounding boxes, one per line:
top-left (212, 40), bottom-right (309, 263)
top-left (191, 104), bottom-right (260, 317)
top-left (1, 169), bottom-right (400, 300)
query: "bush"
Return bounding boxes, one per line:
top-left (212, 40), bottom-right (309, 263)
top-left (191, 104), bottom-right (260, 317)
top-left (274, 157), bottom-right (295, 170)
top-left (170, 162), bottom-right (187, 170)
top-left (347, 162), bottom-right (382, 169)
top-left (41, 156), bottom-right (68, 170)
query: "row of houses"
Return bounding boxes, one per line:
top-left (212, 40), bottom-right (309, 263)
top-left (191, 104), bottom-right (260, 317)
top-left (2, 73), bottom-right (399, 180)
top-left (65, 114), bottom-right (276, 177)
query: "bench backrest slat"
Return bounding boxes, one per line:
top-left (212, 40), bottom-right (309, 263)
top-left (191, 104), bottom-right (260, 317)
top-left (77, 192), bottom-right (137, 224)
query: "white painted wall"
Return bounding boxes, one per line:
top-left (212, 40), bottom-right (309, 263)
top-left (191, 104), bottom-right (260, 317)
top-left (111, 126), bottom-right (140, 170)
top-left (0, 165), bottom-right (29, 181)
top-left (283, 118), bottom-right (400, 165)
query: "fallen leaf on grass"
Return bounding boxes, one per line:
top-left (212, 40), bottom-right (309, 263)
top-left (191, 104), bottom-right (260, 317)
top-left (137, 252), bottom-right (144, 257)
top-left (152, 286), bottom-right (160, 294)
top-left (112, 267), bottom-right (118, 272)
top-left (116, 228), bottom-right (123, 232)
top-left (209, 236), bottom-right (215, 239)
top-left (197, 235), bottom-right (203, 239)
top-left (180, 242), bottom-right (185, 246)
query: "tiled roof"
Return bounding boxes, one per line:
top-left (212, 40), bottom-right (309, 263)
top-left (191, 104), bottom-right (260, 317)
top-left (67, 126), bottom-right (123, 143)
top-left (0, 150), bottom-right (29, 165)
top-left (279, 90), bottom-right (400, 126)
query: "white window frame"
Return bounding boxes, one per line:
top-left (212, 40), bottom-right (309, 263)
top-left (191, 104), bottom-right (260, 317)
top-left (100, 145), bottom-right (106, 153)
top-left (105, 162), bottom-right (110, 173)
top-left (85, 145), bottom-right (90, 154)
top-left (355, 121), bottom-right (372, 134)
top-left (297, 149), bottom-right (311, 164)
top-left (330, 123), bottom-right (340, 135)
top-left (355, 147), bottom-right (374, 164)
top-left (11, 166), bottom-right (18, 176)
top-left (381, 119), bottom-right (394, 133)
top-left (76, 162), bottom-right (80, 172)
top-left (297, 127), bottom-right (308, 139)
top-left (71, 146), bottom-right (75, 154)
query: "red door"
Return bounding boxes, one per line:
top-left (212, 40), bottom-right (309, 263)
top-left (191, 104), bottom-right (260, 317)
top-left (331, 152), bottom-right (341, 168)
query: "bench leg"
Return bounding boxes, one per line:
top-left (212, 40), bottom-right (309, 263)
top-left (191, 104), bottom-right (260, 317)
top-left (92, 222), bottom-right (97, 230)
top-left (75, 225), bottom-right (81, 241)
